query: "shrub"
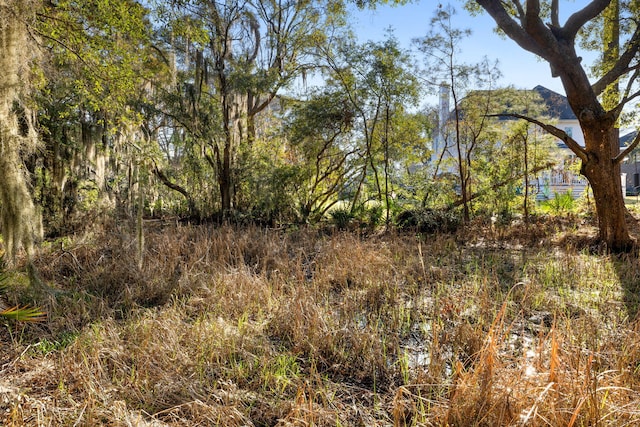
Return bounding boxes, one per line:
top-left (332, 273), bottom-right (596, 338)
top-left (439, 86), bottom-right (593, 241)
top-left (330, 208), bottom-right (354, 230)
top-left (395, 207), bottom-right (461, 234)
top-left (365, 204), bottom-right (384, 228)
top-left (540, 191), bottom-right (576, 214)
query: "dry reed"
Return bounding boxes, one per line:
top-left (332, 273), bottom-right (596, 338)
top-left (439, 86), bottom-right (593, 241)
top-left (0, 219), bottom-right (639, 426)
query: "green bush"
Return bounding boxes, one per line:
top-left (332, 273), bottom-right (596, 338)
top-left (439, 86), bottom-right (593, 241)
top-left (395, 208), bottom-right (461, 234)
top-left (365, 204), bottom-right (384, 228)
top-left (540, 191), bottom-right (576, 214)
top-left (330, 208), bottom-right (354, 230)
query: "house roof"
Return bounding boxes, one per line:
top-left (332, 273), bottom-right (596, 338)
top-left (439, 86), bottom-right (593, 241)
top-left (621, 130), bottom-right (638, 147)
top-left (532, 85), bottom-right (577, 120)
top-left (451, 85), bottom-right (577, 121)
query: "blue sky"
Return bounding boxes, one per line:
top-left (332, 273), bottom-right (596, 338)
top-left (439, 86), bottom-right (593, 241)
top-left (348, 1), bottom-right (596, 102)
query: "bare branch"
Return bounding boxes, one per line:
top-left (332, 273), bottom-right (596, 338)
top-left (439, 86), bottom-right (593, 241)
top-left (448, 161), bottom-right (555, 209)
top-left (551, 0), bottom-right (559, 27)
top-left (615, 131), bottom-right (640, 164)
top-left (513, 0), bottom-right (526, 20)
top-left (607, 69), bottom-right (640, 121)
top-left (488, 112), bottom-right (588, 161)
top-left (563, 0), bottom-right (611, 38)
top-left (476, 0), bottom-right (543, 54)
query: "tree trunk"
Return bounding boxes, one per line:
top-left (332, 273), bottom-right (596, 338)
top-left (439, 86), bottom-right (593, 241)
top-left (220, 142), bottom-right (232, 215)
top-left (0, 3), bottom-right (42, 263)
top-left (581, 127), bottom-right (632, 251)
top-left (474, 0), bottom-right (637, 251)
top-left (153, 165), bottom-right (200, 218)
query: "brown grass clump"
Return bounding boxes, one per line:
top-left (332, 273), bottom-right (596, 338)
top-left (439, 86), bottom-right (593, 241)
top-left (1, 220), bottom-right (640, 425)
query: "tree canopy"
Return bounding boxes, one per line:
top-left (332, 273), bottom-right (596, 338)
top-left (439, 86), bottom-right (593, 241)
top-left (0, 0), bottom-right (638, 266)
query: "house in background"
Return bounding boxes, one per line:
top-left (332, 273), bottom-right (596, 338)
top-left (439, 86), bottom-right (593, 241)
top-left (531, 86), bottom-right (589, 200)
top-left (620, 130), bottom-right (640, 195)
top-left (433, 85), bottom-right (631, 200)
top-left (537, 85), bottom-right (638, 199)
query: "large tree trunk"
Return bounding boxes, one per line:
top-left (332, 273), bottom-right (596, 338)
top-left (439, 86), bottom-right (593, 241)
top-left (560, 70), bottom-right (633, 251)
top-left (0, 2), bottom-right (43, 263)
top-left (474, 0), bottom-right (639, 251)
top-left (581, 127), bottom-right (632, 251)
top-left (554, 24), bottom-right (632, 251)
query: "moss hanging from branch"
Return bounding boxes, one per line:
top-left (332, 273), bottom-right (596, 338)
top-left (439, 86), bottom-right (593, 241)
top-left (0, 1), bottom-right (43, 264)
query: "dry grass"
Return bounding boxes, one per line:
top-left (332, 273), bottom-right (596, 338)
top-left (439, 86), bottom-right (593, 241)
top-left (1, 218), bottom-right (640, 426)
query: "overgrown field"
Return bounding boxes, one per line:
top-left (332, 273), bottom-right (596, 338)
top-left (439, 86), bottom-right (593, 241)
top-left (2, 218), bottom-right (640, 426)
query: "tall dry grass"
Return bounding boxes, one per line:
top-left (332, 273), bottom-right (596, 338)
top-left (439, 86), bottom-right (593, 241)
top-left (0, 218), bottom-right (639, 426)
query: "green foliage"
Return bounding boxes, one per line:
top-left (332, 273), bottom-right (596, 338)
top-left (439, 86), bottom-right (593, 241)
top-left (2, 0), bottom-right (596, 239)
top-left (416, 4), bottom-right (503, 222)
top-left (470, 91), bottom-right (557, 218)
top-left (0, 272), bottom-right (46, 323)
top-left (540, 191), bottom-right (577, 214)
top-left (0, 305), bottom-right (46, 323)
top-left (420, 172), bottom-right (459, 209)
top-left (395, 207), bottom-right (461, 234)
top-left (36, 0), bottom-right (154, 112)
top-left (238, 148), bottom-right (301, 224)
top-left (149, 0), bottom-right (348, 215)
top-left (322, 32), bottom-right (424, 213)
top-left (31, 331), bottom-right (79, 355)
top-left (285, 89), bottom-right (355, 221)
top-left (364, 203), bottom-right (384, 228)
top-left (75, 180), bottom-right (100, 212)
top-left (330, 207), bottom-right (355, 230)
top-left (30, 0), bottom-right (161, 236)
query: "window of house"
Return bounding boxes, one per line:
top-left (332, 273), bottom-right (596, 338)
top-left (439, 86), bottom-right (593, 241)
top-left (564, 127), bottom-right (573, 137)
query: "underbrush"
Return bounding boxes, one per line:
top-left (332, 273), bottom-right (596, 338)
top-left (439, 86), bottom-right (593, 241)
top-left (1, 219), bottom-right (640, 426)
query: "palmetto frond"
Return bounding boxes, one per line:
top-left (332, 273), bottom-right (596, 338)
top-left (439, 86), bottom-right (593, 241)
top-left (0, 272), bottom-right (46, 323)
top-left (0, 304), bottom-right (46, 323)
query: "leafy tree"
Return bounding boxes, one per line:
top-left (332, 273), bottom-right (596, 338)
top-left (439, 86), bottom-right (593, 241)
top-left (285, 89), bottom-right (357, 222)
top-left (371, 37), bottom-right (424, 223)
top-left (387, 110), bottom-right (433, 209)
top-left (415, 4), bottom-right (501, 222)
top-left (321, 33), bottom-right (421, 218)
top-left (466, 0), bottom-right (640, 250)
top-left (155, 0), bottom-right (346, 217)
top-left (472, 88), bottom-right (556, 220)
top-left (33, 0), bottom-right (156, 232)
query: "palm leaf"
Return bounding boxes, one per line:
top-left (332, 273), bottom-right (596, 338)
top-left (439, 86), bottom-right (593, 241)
top-left (0, 270), bottom-right (47, 323)
top-left (0, 305), bottom-right (47, 323)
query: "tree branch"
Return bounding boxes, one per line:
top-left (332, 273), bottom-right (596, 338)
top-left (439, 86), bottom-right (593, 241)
top-left (152, 162), bottom-right (199, 217)
top-left (551, 0), bottom-right (559, 27)
top-left (615, 131), bottom-right (640, 164)
top-left (607, 72), bottom-right (640, 122)
top-left (448, 161), bottom-right (555, 209)
top-left (563, 0), bottom-right (610, 37)
top-left (489, 113), bottom-right (588, 162)
top-left (475, 0), bottom-right (543, 54)
top-left (592, 24), bottom-right (640, 96)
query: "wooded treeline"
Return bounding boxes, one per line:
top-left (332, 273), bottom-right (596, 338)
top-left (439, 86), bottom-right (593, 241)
top-left (0, 0), bottom-right (636, 261)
